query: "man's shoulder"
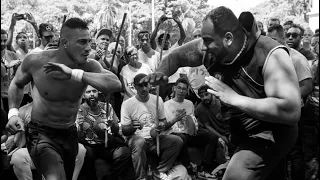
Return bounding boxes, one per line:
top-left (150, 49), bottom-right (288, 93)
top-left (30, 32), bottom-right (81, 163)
top-left (123, 96), bottom-right (138, 105)
top-left (290, 48), bottom-right (308, 62)
top-left (195, 102), bottom-right (206, 112)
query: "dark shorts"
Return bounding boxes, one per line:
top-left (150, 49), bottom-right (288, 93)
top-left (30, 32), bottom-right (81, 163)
top-left (26, 121), bottom-right (78, 180)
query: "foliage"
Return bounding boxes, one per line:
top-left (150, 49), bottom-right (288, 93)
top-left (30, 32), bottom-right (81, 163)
top-left (249, 0), bottom-right (312, 29)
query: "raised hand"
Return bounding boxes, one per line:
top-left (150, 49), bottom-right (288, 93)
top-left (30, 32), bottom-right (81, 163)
top-left (24, 13), bottom-right (36, 25)
top-left (205, 76), bottom-right (240, 106)
top-left (139, 72), bottom-right (169, 86)
top-left (43, 62), bottom-right (72, 80)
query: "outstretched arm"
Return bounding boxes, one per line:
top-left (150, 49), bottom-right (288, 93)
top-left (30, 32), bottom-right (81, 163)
top-left (6, 14), bottom-right (18, 51)
top-left (150, 15), bottom-right (168, 50)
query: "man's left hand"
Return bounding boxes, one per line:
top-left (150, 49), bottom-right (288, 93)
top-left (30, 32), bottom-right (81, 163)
top-left (43, 62), bottom-right (72, 80)
top-left (205, 76), bottom-right (239, 106)
top-left (25, 13), bottom-right (36, 25)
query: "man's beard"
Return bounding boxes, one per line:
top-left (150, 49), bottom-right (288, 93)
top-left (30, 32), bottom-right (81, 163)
top-left (203, 99), bottom-right (212, 106)
top-left (85, 98), bottom-right (98, 107)
top-left (216, 46), bottom-right (229, 64)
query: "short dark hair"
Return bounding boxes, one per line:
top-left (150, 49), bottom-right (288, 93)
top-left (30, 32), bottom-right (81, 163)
top-left (290, 24), bottom-right (305, 36)
top-left (268, 24), bottom-right (284, 34)
top-left (60, 18), bottom-right (89, 38)
top-left (175, 77), bottom-right (189, 87)
top-left (16, 32), bottom-right (28, 40)
top-left (269, 18), bottom-right (280, 24)
top-left (203, 6), bottom-right (240, 36)
top-left (198, 84), bottom-right (210, 95)
top-left (1, 29), bottom-right (7, 35)
top-left (283, 20), bottom-right (293, 26)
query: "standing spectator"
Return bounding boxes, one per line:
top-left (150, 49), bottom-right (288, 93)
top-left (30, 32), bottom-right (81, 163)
top-left (192, 29), bottom-right (201, 40)
top-left (267, 17), bottom-right (280, 28)
top-left (150, 15), bottom-right (186, 57)
top-left (121, 73), bottom-right (183, 180)
top-left (88, 28), bottom-right (113, 61)
top-left (257, 21), bottom-right (266, 35)
top-left (283, 20), bottom-right (294, 34)
top-left (120, 46), bottom-right (152, 101)
top-left (30, 23), bottom-right (55, 53)
top-left (137, 30), bottom-right (161, 72)
top-left (302, 27), bottom-right (314, 51)
top-left (1, 29), bottom-right (20, 113)
top-left (286, 24), bottom-right (317, 60)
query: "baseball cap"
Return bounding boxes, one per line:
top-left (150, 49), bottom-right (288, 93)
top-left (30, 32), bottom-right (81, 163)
top-left (39, 23), bottom-right (54, 36)
top-left (133, 73), bottom-right (147, 85)
top-left (198, 84), bottom-right (210, 95)
top-left (96, 28), bottom-right (113, 39)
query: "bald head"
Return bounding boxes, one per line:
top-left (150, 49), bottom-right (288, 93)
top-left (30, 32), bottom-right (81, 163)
top-left (203, 6), bottom-right (240, 36)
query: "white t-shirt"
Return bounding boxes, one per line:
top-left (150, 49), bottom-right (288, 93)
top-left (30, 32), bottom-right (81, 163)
top-left (120, 63), bottom-right (152, 101)
top-left (121, 94), bottom-right (166, 139)
top-left (168, 65), bottom-right (210, 97)
top-left (138, 49), bottom-right (161, 72)
top-left (163, 99), bottom-right (198, 135)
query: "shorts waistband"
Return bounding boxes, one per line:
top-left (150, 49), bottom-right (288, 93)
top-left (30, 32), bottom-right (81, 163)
top-left (28, 121), bottom-right (77, 135)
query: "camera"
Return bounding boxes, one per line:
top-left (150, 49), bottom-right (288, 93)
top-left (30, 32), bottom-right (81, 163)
top-left (14, 13), bottom-right (27, 20)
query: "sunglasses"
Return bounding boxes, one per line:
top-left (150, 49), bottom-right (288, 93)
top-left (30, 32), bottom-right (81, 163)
top-left (285, 33), bottom-right (299, 39)
top-left (193, 35), bottom-right (201, 38)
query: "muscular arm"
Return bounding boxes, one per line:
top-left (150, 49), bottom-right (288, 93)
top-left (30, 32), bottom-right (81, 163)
top-left (231, 49), bottom-right (301, 125)
top-left (8, 55), bottom-right (33, 109)
top-left (156, 39), bottom-right (205, 76)
top-left (83, 59), bottom-right (121, 94)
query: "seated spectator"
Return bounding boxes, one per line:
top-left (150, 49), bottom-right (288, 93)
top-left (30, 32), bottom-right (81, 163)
top-left (7, 102), bottom-right (86, 180)
top-left (121, 73), bottom-right (183, 180)
top-left (120, 46), bottom-right (152, 101)
top-left (164, 78), bottom-right (225, 179)
top-left (76, 85), bottom-right (135, 180)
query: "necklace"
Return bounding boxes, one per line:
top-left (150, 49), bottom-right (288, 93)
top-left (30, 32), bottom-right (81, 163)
top-left (222, 35), bottom-right (248, 65)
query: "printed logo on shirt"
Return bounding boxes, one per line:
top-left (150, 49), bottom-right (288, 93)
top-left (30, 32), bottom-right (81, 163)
top-left (138, 111), bottom-right (156, 128)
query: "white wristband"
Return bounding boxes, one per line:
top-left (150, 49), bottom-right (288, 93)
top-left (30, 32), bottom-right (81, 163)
top-left (8, 108), bottom-right (19, 119)
top-left (71, 69), bottom-right (84, 82)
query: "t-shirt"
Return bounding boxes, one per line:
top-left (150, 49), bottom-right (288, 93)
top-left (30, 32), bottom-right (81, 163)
top-left (168, 65), bottom-right (210, 97)
top-left (195, 101), bottom-right (229, 136)
top-left (1, 50), bottom-right (20, 97)
top-left (120, 63), bottom-right (152, 101)
top-left (121, 94), bottom-right (166, 139)
top-left (163, 99), bottom-right (198, 135)
top-left (138, 49), bottom-right (161, 72)
top-left (298, 48), bottom-right (316, 61)
top-left (290, 48), bottom-right (312, 107)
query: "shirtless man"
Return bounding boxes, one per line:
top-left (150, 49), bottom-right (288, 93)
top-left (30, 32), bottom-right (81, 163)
top-left (141, 7), bottom-right (301, 180)
top-left (5, 18), bottom-right (121, 180)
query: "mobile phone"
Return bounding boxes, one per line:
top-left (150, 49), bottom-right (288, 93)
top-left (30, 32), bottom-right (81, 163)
top-left (14, 13), bottom-right (26, 20)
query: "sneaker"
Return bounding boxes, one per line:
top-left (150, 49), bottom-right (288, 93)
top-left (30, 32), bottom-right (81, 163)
top-left (198, 171), bottom-right (216, 179)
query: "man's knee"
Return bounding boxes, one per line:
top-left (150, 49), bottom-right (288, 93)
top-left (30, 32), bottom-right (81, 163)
top-left (129, 136), bottom-right (146, 153)
top-left (10, 148), bottom-right (32, 168)
top-left (113, 147), bottom-right (132, 161)
top-left (166, 135), bottom-right (183, 150)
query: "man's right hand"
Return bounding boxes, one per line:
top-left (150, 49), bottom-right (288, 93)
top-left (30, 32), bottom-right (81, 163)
top-left (139, 72), bottom-right (168, 86)
top-left (6, 116), bottom-right (24, 135)
top-left (132, 119), bottom-right (142, 130)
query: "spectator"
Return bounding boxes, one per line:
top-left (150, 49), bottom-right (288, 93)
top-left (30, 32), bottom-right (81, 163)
top-left (257, 21), bottom-right (266, 35)
top-left (121, 73), bottom-right (183, 180)
top-left (137, 30), bottom-right (161, 72)
top-left (283, 20), bottom-right (294, 34)
top-left (302, 27), bottom-right (314, 51)
top-left (76, 85), bottom-right (135, 180)
top-left (88, 28), bottom-right (113, 61)
top-left (286, 24), bottom-right (316, 60)
top-left (150, 15), bottom-right (186, 57)
top-left (267, 17), bottom-right (280, 28)
top-left (120, 46), bottom-right (152, 101)
top-left (192, 29), bottom-right (201, 40)
top-left (1, 29), bottom-right (20, 113)
top-left (30, 23), bottom-right (55, 53)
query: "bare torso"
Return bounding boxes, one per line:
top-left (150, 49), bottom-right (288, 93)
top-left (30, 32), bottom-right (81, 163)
top-left (29, 50), bottom-right (88, 129)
